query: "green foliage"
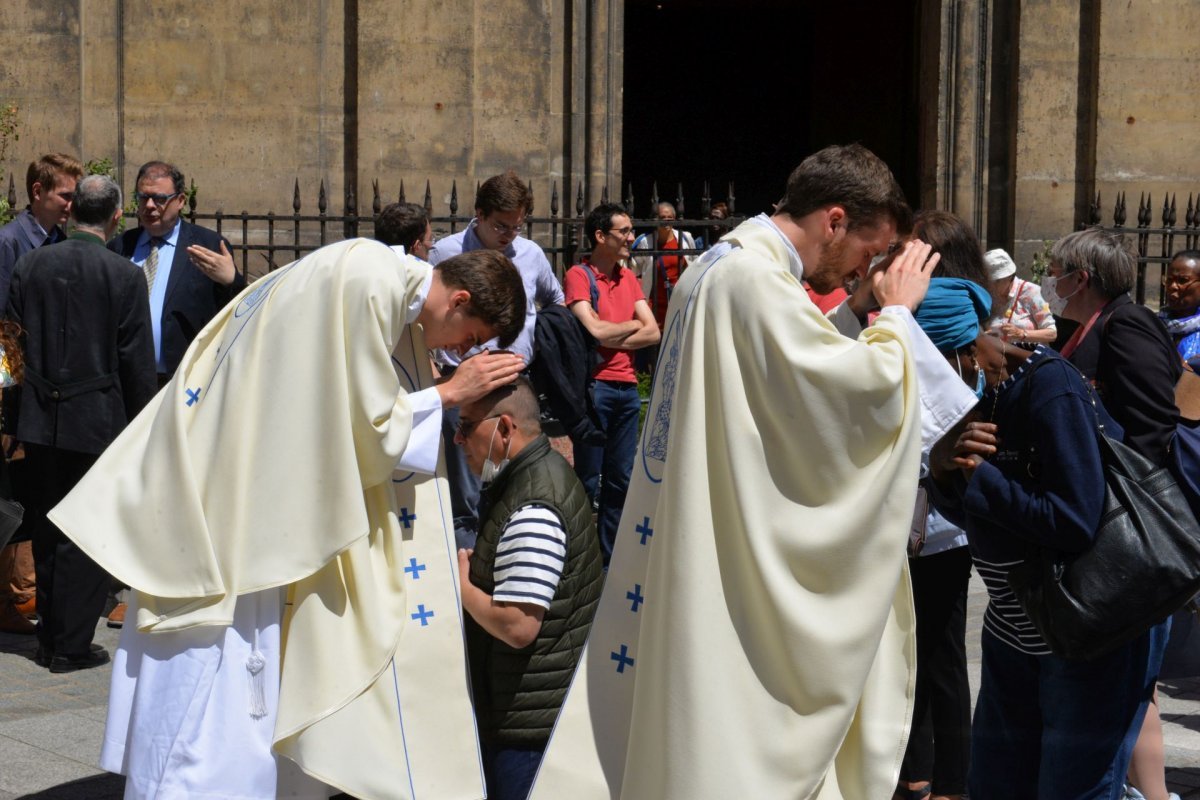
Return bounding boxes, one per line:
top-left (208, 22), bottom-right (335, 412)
top-left (0, 103), bottom-right (18, 168)
top-left (636, 370), bottom-right (652, 429)
top-left (1030, 239), bottom-right (1055, 281)
top-left (0, 103), bottom-right (19, 225)
top-left (84, 157), bottom-right (115, 178)
top-left (85, 156), bottom-right (134, 233)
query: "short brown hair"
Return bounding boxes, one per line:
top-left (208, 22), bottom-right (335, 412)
top-left (471, 376), bottom-right (543, 433)
top-left (775, 144), bottom-right (911, 233)
top-left (475, 170), bottom-right (533, 217)
top-left (25, 153), bottom-right (83, 203)
top-left (912, 211), bottom-right (989, 287)
top-left (1051, 228), bottom-right (1136, 299)
top-left (374, 202), bottom-right (429, 248)
top-left (435, 250), bottom-right (526, 347)
top-left (135, 160), bottom-right (186, 194)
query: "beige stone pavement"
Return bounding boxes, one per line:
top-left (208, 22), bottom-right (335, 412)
top-left (2, 573), bottom-right (1200, 798)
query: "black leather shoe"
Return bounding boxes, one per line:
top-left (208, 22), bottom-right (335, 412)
top-left (36, 642), bottom-right (103, 668)
top-left (48, 646), bottom-right (110, 673)
top-left (33, 644), bottom-right (53, 667)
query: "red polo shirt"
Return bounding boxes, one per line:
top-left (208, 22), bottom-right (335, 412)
top-left (565, 260), bottom-right (645, 383)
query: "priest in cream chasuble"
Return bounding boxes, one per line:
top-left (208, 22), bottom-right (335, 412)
top-left (530, 214), bottom-right (976, 800)
top-left (48, 239), bottom-right (524, 799)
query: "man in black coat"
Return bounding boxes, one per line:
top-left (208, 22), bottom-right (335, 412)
top-left (6, 174), bottom-right (157, 672)
top-left (109, 160), bottom-right (246, 384)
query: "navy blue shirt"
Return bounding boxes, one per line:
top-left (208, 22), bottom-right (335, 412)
top-left (931, 346), bottom-right (1118, 654)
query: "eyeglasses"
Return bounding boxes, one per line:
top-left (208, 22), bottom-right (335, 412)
top-left (486, 218), bottom-right (525, 237)
top-left (608, 226), bottom-right (634, 237)
top-left (455, 414), bottom-right (500, 438)
top-left (135, 191), bottom-right (181, 207)
top-left (1165, 274), bottom-right (1199, 289)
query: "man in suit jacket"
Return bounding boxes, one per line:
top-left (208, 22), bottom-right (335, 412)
top-left (6, 174), bottom-right (157, 672)
top-left (0, 154), bottom-right (85, 635)
top-left (109, 160), bottom-right (246, 384)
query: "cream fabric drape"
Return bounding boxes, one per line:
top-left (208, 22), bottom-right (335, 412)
top-left (52, 239), bottom-right (484, 799)
top-left (530, 218), bottom-right (924, 799)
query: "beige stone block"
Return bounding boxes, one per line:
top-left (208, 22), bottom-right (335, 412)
top-left (0, 2), bottom-right (79, 36)
top-left (360, 43), bottom-right (474, 109)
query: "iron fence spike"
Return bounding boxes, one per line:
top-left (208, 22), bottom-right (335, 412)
top-left (293, 179), bottom-right (301, 213)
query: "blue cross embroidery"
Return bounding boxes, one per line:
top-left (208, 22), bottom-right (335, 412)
top-left (626, 583), bottom-right (644, 613)
top-left (611, 644), bottom-right (635, 674)
top-left (403, 558), bottom-right (426, 580)
top-left (411, 604), bottom-right (434, 626)
top-left (185, 387), bottom-right (201, 406)
top-left (636, 516), bottom-right (654, 546)
top-left (399, 507), bottom-right (417, 529)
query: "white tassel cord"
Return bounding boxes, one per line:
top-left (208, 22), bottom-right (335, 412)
top-left (246, 593), bottom-right (268, 719)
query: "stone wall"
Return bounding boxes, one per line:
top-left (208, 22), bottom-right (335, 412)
top-left (0, 0), bottom-right (621, 233)
top-left (934, 0), bottom-right (1200, 275)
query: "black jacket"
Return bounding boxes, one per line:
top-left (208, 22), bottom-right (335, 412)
top-left (109, 220), bottom-right (245, 376)
top-left (6, 232), bottom-right (157, 454)
top-left (1068, 294), bottom-right (1181, 465)
top-left (530, 304), bottom-right (605, 445)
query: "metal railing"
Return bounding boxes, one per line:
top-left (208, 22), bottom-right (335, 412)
top-left (1087, 191), bottom-right (1200, 307)
top-left (0, 175), bottom-right (742, 283)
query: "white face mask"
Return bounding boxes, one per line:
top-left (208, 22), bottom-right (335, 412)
top-left (1041, 273), bottom-right (1081, 317)
top-left (480, 419), bottom-right (512, 484)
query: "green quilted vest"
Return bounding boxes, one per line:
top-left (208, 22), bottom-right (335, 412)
top-left (466, 434), bottom-right (604, 746)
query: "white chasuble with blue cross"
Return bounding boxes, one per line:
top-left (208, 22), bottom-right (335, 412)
top-left (530, 217), bottom-right (925, 799)
top-left (49, 239), bottom-right (484, 799)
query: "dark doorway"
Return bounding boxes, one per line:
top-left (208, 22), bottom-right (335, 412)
top-left (623, 0), bottom-right (926, 219)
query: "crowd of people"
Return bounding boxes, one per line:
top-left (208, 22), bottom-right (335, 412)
top-left (0, 145), bottom-right (1196, 800)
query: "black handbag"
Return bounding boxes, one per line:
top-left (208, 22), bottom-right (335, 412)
top-left (1006, 358), bottom-right (1200, 661)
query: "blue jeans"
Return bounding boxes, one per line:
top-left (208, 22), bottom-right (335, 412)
top-left (440, 404), bottom-right (482, 549)
top-left (481, 743), bottom-right (544, 800)
top-left (968, 618), bottom-right (1169, 800)
top-left (572, 380), bottom-right (640, 562)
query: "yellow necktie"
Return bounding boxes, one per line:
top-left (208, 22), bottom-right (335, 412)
top-left (144, 238), bottom-right (161, 292)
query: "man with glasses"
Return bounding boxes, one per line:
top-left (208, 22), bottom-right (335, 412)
top-left (631, 201), bottom-right (696, 330)
top-left (428, 170), bottom-right (564, 549)
top-left (106, 160), bottom-right (246, 629)
top-left (565, 203), bottom-right (659, 563)
top-left (453, 376), bottom-right (602, 800)
top-left (110, 161), bottom-right (246, 387)
top-left (0, 152), bottom-right (84, 637)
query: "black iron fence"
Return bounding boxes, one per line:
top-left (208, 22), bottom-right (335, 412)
top-left (1088, 191), bottom-right (1200, 308)
top-left (3, 174), bottom-right (741, 284)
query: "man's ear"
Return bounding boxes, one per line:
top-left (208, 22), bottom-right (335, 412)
top-left (29, 182), bottom-right (44, 203)
top-left (825, 205), bottom-right (847, 240)
top-left (449, 288), bottom-right (471, 309)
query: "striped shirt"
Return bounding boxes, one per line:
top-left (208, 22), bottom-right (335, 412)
top-left (492, 504), bottom-right (567, 609)
top-left (974, 557), bottom-right (1051, 656)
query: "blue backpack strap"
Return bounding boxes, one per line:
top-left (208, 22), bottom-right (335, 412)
top-left (584, 264), bottom-right (600, 312)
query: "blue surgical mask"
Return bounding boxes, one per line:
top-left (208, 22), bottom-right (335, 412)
top-left (956, 350), bottom-right (987, 400)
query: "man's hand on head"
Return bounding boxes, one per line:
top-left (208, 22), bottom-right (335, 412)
top-left (872, 240), bottom-right (940, 313)
top-left (186, 241), bottom-right (237, 286)
top-left (436, 350), bottom-right (525, 407)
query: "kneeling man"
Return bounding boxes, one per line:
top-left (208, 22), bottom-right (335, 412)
top-left (455, 377), bottom-right (603, 800)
